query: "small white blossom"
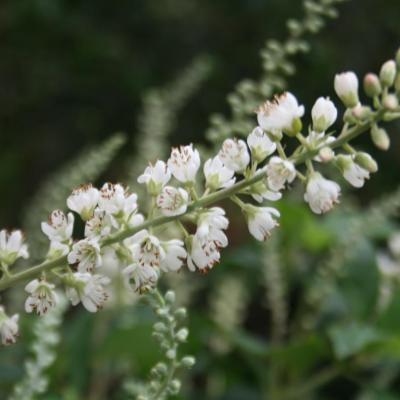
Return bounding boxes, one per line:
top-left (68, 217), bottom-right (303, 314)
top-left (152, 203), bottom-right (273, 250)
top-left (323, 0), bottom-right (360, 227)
top-left (196, 207), bottom-right (229, 239)
top-left (337, 155), bottom-right (370, 188)
top-left (84, 209), bottom-right (112, 239)
top-left (203, 156), bottom-right (235, 190)
top-left (257, 92), bottom-right (304, 136)
top-left (122, 263), bottom-right (159, 293)
top-left (66, 272), bottom-right (110, 312)
top-left (47, 241), bottom-right (70, 260)
top-left (218, 139), bottom-right (250, 173)
top-left (311, 97), bottom-right (337, 132)
top-left (25, 279), bottom-right (58, 316)
top-left (0, 230), bottom-right (29, 267)
top-left (167, 144), bottom-right (201, 183)
top-left (0, 307), bottom-right (19, 345)
top-left (304, 173), bottom-right (341, 214)
top-left (156, 186), bottom-right (189, 216)
top-left (244, 205), bottom-right (280, 241)
top-left (247, 126), bottom-right (276, 163)
top-left (187, 228), bottom-right (228, 272)
top-left (67, 184), bottom-right (99, 221)
top-left (125, 230), bottom-right (165, 269)
top-left (41, 210), bottom-right (74, 242)
top-left (137, 160), bottom-right (171, 195)
top-left (68, 238), bottom-right (102, 273)
top-left (265, 156), bottom-right (296, 192)
top-left (334, 71), bottom-right (359, 108)
top-left (248, 181), bottom-right (282, 203)
top-left (161, 240), bottom-right (187, 272)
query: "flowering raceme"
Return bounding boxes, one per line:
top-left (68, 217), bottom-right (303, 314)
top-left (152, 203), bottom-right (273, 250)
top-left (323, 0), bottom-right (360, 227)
top-left (1, 50), bottom-right (400, 347)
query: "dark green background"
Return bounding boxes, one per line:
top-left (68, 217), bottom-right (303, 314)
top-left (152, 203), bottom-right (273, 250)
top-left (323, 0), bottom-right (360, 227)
top-left (0, 0), bottom-right (399, 223)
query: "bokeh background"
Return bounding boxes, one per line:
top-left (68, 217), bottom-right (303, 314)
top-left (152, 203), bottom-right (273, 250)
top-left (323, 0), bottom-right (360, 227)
top-left (1, 1), bottom-right (400, 399)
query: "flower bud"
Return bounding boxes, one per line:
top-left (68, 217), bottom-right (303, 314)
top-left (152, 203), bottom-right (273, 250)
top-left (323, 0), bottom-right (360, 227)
top-left (334, 71), bottom-right (359, 108)
top-left (311, 97), bottom-right (337, 132)
top-left (351, 104), bottom-right (372, 121)
top-left (380, 60), bottom-right (397, 87)
top-left (318, 147), bottom-right (335, 163)
top-left (383, 94), bottom-right (399, 110)
top-left (174, 307), bottom-right (187, 319)
top-left (355, 152), bottom-right (378, 173)
top-left (371, 125), bottom-right (390, 151)
top-left (335, 154), bottom-right (352, 171)
top-left (154, 322), bottom-right (167, 332)
top-left (169, 379), bottom-right (181, 394)
top-left (166, 349), bottom-right (176, 359)
top-left (363, 73), bottom-right (382, 97)
top-left (176, 328), bottom-right (189, 342)
top-left (181, 356), bottom-right (196, 368)
top-left (165, 291), bottom-right (176, 304)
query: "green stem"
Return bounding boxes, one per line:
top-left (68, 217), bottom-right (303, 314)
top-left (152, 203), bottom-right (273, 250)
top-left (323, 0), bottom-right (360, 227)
top-left (0, 109), bottom-right (389, 292)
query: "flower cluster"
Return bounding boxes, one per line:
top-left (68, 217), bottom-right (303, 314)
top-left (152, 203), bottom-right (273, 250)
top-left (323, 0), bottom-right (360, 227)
top-left (0, 50), bottom-right (400, 345)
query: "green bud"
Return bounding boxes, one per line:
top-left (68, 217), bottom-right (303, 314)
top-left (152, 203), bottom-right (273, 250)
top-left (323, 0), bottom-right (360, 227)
top-left (380, 60), bottom-right (397, 87)
top-left (165, 291), bottom-right (176, 304)
top-left (352, 105), bottom-right (372, 121)
top-left (363, 73), bottom-right (382, 97)
top-left (154, 322), bottom-right (167, 332)
top-left (181, 356), bottom-right (196, 368)
top-left (174, 307), bottom-right (187, 319)
top-left (166, 349), bottom-right (176, 360)
top-left (169, 379), bottom-right (181, 394)
top-left (371, 125), bottom-right (390, 151)
top-left (335, 154), bottom-right (352, 172)
top-left (382, 94), bottom-right (399, 111)
top-left (355, 152), bottom-right (378, 173)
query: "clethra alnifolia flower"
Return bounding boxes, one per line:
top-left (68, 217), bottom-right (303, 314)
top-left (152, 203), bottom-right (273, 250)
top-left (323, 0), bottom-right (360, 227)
top-left (242, 205), bottom-right (280, 241)
top-left (167, 144), bottom-right (200, 183)
top-left (247, 126), bottom-right (276, 163)
top-left (67, 184), bottom-right (99, 221)
top-left (334, 71), bottom-right (359, 108)
top-left (218, 139), bottom-right (250, 173)
top-left (68, 238), bottom-right (102, 273)
top-left (25, 279), bottom-right (58, 316)
top-left (156, 186), bottom-right (189, 216)
top-left (265, 156), bottom-right (296, 192)
top-left (0, 307), bottom-right (19, 345)
top-left (0, 230), bottom-right (29, 267)
top-left (137, 160), bottom-right (171, 195)
top-left (203, 156), bottom-right (235, 191)
top-left (311, 97), bottom-right (337, 133)
top-left (41, 210), bottom-right (74, 243)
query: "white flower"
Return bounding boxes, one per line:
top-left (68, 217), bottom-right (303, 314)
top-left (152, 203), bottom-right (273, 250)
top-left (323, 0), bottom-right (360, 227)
top-left (304, 173), bottom-right (341, 214)
top-left (247, 126), bottom-right (276, 163)
top-left (334, 71), bottom-right (359, 108)
top-left (203, 156), bottom-right (235, 191)
top-left (47, 241), bottom-right (70, 260)
top-left (196, 207), bottom-right (229, 239)
top-left (84, 209), bottom-right (112, 239)
top-left (257, 92), bottom-right (304, 136)
top-left (244, 205), bottom-right (280, 241)
top-left (311, 97), bottom-right (337, 132)
top-left (337, 155), bottom-right (370, 188)
top-left (41, 210), bottom-right (74, 242)
top-left (0, 307), bottom-right (19, 345)
top-left (125, 230), bottom-right (165, 269)
top-left (98, 183), bottom-right (139, 227)
top-left (68, 238), bottom-right (102, 273)
top-left (218, 139), bottom-right (250, 173)
top-left (122, 263), bottom-right (159, 293)
top-left (265, 156), bottom-right (296, 192)
top-left (137, 160), bottom-right (171, 195)
top-left (25, 279), bottom-right (58, 316)
top-left (248, 181), bottom-right (282, 203)
top-left (156, 186), bottom-right (189, 216)
top-left (66, 272), bottom-right (110, 312)
top-left (161, 240), bottom-right (187, 272)
top-left (187, 229), bottom-right (228, 272)
top-left (0, 230), bottom-right (29, 266)
top-left (67, 184), bottom-right (99, 221)
top-left (167, 144), bottom-right (200, 183)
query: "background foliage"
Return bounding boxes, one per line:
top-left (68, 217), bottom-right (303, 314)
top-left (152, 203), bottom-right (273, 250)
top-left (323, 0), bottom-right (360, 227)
top-left (0, 0), bottom-right (400, 399)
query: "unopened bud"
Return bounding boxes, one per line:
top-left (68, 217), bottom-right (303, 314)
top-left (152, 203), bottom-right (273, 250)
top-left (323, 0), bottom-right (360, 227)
top-left (335, 154), bottom-right (352, 172)
top-left (176, 328), bottom-right (189, 342)
top-left (165, 291), bottom-right (175, 304)
top-left (383, 94), bottom-right (399, 110)
top-left (334, 71), bottom-right (359, 108)
top-left (181, 356), bottom-right (196, 368)
top-left (154, 362), bottom-right (168, 375)
top-left (174, 307), bottom-right (187, 319)
top-left (355, 152), bottom-right (378, 173)
top-left (380, 60), bottom-right (397, 87)
top-left (166, 349), bottom-right (176, 359)
top-left (169, 379), bottom-right (181, 394)
top-left (371, 125), bottom-right (390, 151)
top-left (363, 73), bottom-right (382, 97)
top-left (318, 147), bottom-right (335, 163)
top-left (154, 322), bottom-right (166, 332)
top-left (352, 104), bottom-right (371, 120)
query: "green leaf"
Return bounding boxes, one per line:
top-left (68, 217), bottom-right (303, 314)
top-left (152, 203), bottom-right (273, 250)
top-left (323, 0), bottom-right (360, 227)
top-left (328, 321), bottom-right (382, 360)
